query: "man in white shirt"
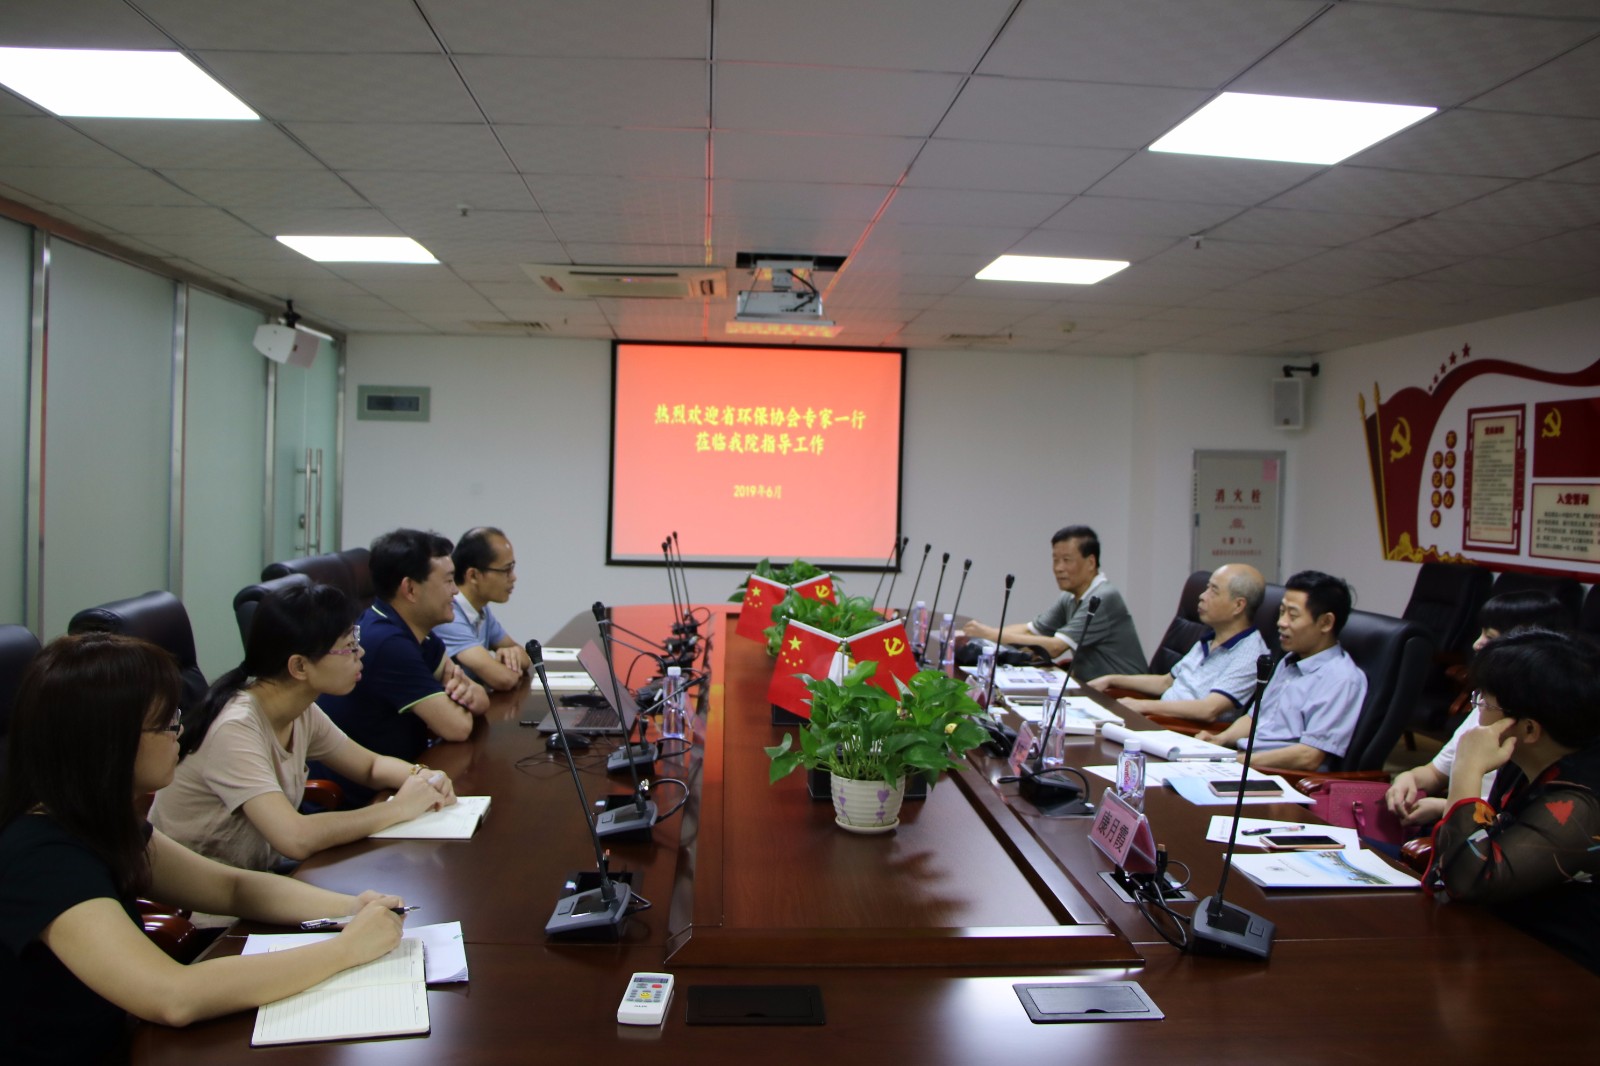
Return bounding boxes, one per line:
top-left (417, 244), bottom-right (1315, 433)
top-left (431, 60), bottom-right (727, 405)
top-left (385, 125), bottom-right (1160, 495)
top-left (1088, 563), bottom-right (1268, 723)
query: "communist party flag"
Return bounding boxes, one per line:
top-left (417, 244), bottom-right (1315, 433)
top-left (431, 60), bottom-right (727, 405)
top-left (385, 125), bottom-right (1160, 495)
top-left (735, 572), bottom-right (837, 641)
top-left (767, 620), bottom-right (846, 718)
top-left (846, 619), bottom-right (919, 696)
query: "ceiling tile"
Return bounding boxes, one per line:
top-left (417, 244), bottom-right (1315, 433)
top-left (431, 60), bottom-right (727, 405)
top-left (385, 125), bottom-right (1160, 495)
top-left (716, 0), bottom-right (1014, 71)
top-left (377, 207), bottom-right (556, 242)
top-left (713, 132), bottom-right (920, 185)
top-left (198, 53), bottom-right (482, 124)
top-left (228, 206), bottom-right (404, 236)
top-left (877, 187), bottom-right (1068, 228)
top-left (1433, 179), bottom-right (1600, 228)
top-left (1543, 155), bottom-right (1600, 184)
top-left (457, 57), bottom-right (708, 127)
top-left (1143, 239), bottom-right (1325, 273)
top-left (1229, 4), bottom-right (1597, 107)
top-left (423, 0), bottom-right (708, 57)
top-left (938, 78), bottom-right (1209, 149)
top-left (979, 0), bottom-right (1325, 88)
top-left (1350, 110), bottom-right (1600, 178)
top-left (1498, 227), bottom-right (1600, 263)
top-left (0, 0), bottom-right (171, 47)
top-left (160, 168), bottom-right (368, 208)
top-left (530, 174), bottom-right (704, 216)
top-left (713, 179), bottom-right (887, 222)
top-left (285, 123), bottom-right (513, 171)
top-left (0, 117), bottom-right (134, 166)
top-left (1007, 230), bottom-right (1176, 261)
top-left (906, 141), bottom-right (1130, 194)
top-left (0, 166), bottom-right (199, 206)
top-left (344, 171), bottom-right (537, 212)
top-left (1468, 38), bottom-right (1600, 119)
top-left (1041, 196), bottom-right (1240, 237)
top-left (1350, 218), bottom-right (1567, 256)
top-left (67, 120), bottom-right (324, 170)
top-left (139, 0), bottom-right (441, 51)
top-left (65, 204), bottom-right (258, 238)
top-left (1086, 153), bottom-right (1320, 206)
top-left (867, 223), bottom-right (1028, 254)
top-left (502, 127), bottom-right (707, 178)
top-left (717, 66), bottom-right (964, 138)
top-left (1292, 246), bottom-right (1464, 278)
top-left (546, 212), bottom-right (705, 245)
top-left (1267, 167), bottom-right (1512, 216)
top-left (1203, 207), bottom-right (1407, 245)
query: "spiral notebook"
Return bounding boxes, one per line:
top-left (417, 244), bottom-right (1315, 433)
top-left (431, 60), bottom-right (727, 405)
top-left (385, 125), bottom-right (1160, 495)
top-left (251, 937), bottom-right (429, 1046)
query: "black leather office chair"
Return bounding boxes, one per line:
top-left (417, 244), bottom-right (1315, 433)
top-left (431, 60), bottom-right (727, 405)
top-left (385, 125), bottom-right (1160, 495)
top-left (339, 546), bottom-right (375, 611)
top-left (1145, 569), bottom-right (1210, 676)
top-left (1581, 583), bottom-right (1600, 641)
top-left (67, 591), bottom-right (209, 714)
top-left (1402, 562), bottom-right (1493, 736)
top-left (0, 624), bottom-right (43, 780)
top-left (232, 572), bottom-right (314, 650)
top-left (1329, 610), bottom-right (1433, 773)
top-left (1489, 571), bottom-right (1584, 621)
top-left (262, 552), bottom-right (358, 602)
top-left (1253, 583), bottom-right (1286, 658)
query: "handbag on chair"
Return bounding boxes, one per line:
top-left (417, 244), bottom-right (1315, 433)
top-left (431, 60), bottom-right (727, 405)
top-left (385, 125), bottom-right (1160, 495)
top-left (1304, 779), bottom-right (1415, 847)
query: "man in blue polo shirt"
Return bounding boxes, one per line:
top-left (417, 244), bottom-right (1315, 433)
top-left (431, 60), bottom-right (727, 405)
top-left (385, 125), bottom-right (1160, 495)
top-left (1088, 563), bottom-right (1268, 723)
top-left (315, 528), bottom-right (490, 804)
top-left (1199, 570), bottom-right (1368, 772)
top-left (433, 526), bottom-right (531, 691)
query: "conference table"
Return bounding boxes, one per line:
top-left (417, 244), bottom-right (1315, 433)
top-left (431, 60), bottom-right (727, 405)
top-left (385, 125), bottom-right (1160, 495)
top-left (133, 604), bottom-right (1598, 1062)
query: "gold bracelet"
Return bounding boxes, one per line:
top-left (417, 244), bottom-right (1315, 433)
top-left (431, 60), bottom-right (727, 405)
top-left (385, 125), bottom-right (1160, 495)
top-left (409, 763), bottom-right (429, 776)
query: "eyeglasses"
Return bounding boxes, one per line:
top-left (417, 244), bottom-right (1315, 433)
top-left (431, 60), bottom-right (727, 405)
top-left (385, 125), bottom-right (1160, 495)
top-left (325, 626), bottom-right (362, 655)
top-left (483, 562), bottom-right (516, 575)
top-left (147, 712), bottom-right (182, 736)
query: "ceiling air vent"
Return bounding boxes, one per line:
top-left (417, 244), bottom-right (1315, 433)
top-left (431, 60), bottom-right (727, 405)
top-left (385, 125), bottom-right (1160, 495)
top-left (941, 332), bottom-right (1014, 347)
top-left (468, 320), bottom-right (554, 335)
top-left (522, 264), bottom-right (727, 300)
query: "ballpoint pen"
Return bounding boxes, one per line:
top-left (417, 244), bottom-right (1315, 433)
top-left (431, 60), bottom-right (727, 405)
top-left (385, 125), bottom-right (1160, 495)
top-left (1243, 824), bottom-right (1304, 836)
top-left (299, 906), bottom-right (420, 931)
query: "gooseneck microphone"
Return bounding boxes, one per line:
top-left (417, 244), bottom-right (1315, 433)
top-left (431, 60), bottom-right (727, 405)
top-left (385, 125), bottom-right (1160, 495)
top-left (900, 542), bottom-right (932, 619)
top-left (1016, 597), bottom-right (1099, 809)
top-left (880, 536), bottom-right (910, 617)
top-left (1189, 654), bottom-right (1278, 960)
top-left (529, 639), bottom-right (634, 937)
top-left (917, 552), bottom-right (952, 666)
top-left (869, 536), bottom-right (901, 608)
top-left (980, 574), bottom-right (1015, 713)
top-left (670, 531), bottom-right (699, 636)
top-left (944, 558), bottom-right (973, 660)
top-left (590, 602), bottom-right (659, 837)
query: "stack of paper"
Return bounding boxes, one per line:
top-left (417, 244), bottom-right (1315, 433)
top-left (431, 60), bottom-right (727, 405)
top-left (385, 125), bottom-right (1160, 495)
top-left (1101, 724), bottom-right (1236, 761)
top-left (370, 796), bottom-right (491, 840)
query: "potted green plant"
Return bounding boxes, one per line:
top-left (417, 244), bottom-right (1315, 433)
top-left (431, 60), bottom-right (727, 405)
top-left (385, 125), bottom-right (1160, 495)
top-left (765, 662), bottom-right (989, 833)
top-left (727, 557), bottom-right (826, 602)
top-left (763, 591), bottom-right (881, 658)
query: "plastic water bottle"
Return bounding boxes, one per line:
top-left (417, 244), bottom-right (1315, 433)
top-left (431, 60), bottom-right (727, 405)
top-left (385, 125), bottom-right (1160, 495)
top-left (661, 666), bottom-right (687, 740)
top-left (908, 600), bottom-right (929, 651)
top-left (938, 613), bottom-right (957, 674)
top-left (1116, 736), bottom-right (1146, 813)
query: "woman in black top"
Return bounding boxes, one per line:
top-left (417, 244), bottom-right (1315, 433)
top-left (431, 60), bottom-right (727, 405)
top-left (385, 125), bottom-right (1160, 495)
top-left (1429, 628), bottom-right (1600, 973)
top-left (0, 632), bottom-right (410, 1064)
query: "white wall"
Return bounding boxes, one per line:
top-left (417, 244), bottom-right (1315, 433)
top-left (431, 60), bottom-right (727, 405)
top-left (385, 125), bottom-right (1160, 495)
top-left (343, 295), bottom-right (1600, 653)
top-left (343, 337), bottom-right (1140, 646)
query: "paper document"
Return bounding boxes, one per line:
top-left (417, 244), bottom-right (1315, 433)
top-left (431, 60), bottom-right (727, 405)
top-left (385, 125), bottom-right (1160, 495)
top-left (1205, 817), bottom-right (1362, 850)
top-left (370, 796), bottom-right (490, 840)
top-left (1229, 849), bottom-right (1420, 890)
top-left (251, 937), bottom-right (428, 1046)
top-left (540, 670), bottom-right (595, 691)
top-left (1167, 774), bottom-right (1314, 807)
top-left (1101, 724), bottom-right (1235, 761)
top-left (243, 921), bottom-right (469, 985)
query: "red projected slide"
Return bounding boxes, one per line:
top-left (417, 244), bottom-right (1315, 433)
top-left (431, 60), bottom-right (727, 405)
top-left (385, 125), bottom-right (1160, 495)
top-left (610, 342), bottom-right (903, 568)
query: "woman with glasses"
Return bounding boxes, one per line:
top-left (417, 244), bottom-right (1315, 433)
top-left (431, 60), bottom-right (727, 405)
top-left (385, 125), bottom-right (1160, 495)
top-left (0, 632), bottom-right (411, 1063)
top-left (151, 583), bottom-right (455, 873)
top-left (1386, 590), bottom-right (1574, 828)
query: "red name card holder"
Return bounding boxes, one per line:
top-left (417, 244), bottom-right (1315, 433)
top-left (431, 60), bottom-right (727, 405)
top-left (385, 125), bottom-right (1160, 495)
top-left (1006, 722), bottom-right (1036, 777)
top-left (1091, 790), bottom-right (1197, 904)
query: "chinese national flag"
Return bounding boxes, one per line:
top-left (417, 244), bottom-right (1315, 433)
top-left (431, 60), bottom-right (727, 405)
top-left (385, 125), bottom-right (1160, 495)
top-left (734, 572), bottom-right (836, 641)
top-left (846, 620), bottom-right (918, 696)
top-left (767, 621), bottom-right (846, 718)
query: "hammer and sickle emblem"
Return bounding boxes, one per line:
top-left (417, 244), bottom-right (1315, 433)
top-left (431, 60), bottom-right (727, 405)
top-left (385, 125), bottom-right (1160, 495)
top-left (883, 637), bottom-right (907, 658)
top-left (1388, 418), bottom-right (1412, 462)
top-left (1542, 409), bottom-right (1562, 438)
top-left (814, 583), bottom-right (832, 599)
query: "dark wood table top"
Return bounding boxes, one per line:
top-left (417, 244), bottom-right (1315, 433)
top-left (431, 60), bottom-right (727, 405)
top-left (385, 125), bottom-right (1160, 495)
top-left (132, 604), bottom-right (1600, 1062)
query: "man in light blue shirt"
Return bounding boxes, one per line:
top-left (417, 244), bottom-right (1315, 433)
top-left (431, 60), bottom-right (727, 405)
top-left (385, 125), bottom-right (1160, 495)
top-left (1089, 563), bottom-right (1268, 723)
top-left (1199, 570), bottom-right (1367, 771)
top-left (433, 527), bottom-right (531, 691)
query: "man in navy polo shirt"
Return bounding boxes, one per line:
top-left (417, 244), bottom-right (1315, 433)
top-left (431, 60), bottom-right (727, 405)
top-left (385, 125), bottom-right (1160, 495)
top-left (1089, 563), bottom-right (1268, 724)
top-left (315, 528), bottom-right (490, 804)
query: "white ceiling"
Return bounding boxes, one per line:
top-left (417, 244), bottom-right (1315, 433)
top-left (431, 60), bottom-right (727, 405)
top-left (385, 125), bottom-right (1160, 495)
top-left (0, 0), bottom-right (1596, 355)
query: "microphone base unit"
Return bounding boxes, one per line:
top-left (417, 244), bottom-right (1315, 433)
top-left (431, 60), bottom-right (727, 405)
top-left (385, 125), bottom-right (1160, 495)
top-left (595, 798), bottom-right (659, 841)
top-left (1188, 897), bottom-right (1275, 959)
top-left (545, 880), bottom-right (634, 939)
top-left (1018, 768), bottom-right (1087, 811)
top-left (606, 741), bottom-right (660, 773)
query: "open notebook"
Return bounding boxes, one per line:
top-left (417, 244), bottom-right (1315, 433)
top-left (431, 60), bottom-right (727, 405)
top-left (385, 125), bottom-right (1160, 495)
top-left (369, 796), bottom-right (491, 840)
top-left (251, 937), bottom-right (428, 1046)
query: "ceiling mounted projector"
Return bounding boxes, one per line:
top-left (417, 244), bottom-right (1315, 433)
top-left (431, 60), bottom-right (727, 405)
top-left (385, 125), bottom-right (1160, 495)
top-left (252, 300), bottom-right (330, 367)
top-left (730, 253), bottom-right (847, 336)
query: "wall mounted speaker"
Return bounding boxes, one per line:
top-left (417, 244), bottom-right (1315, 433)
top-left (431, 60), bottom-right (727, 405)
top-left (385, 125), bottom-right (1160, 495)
top-left (1271, 378), bottom-right (1305, 431)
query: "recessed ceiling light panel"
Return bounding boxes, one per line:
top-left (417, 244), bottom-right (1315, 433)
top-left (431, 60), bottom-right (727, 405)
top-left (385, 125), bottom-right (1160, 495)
top-left (1150, 92), bottom-right (1435, 165)
top-left (277, 236), bottom-right (438, 264)
top-left (975, 255), bottom-right (1129, 285)
top-left (0, 47), bottom-right (257, 120)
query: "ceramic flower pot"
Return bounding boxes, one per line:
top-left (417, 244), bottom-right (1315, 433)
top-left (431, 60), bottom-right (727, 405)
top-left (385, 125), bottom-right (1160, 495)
top-left (830, 773), bottom-right (906, 833)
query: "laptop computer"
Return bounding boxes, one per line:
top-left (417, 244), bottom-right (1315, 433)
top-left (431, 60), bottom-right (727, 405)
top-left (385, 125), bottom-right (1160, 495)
top-left (531, 640), bottom-right (638, 735)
